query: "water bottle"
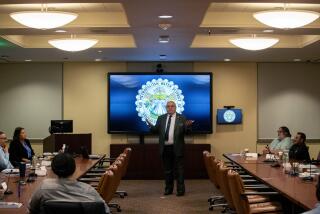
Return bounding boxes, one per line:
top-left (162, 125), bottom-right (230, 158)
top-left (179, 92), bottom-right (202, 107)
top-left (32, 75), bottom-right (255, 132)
top-left (32, 156), bottom-right (37, 169)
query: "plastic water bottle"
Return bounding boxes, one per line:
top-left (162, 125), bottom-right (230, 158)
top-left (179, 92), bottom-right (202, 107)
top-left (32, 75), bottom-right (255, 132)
top-left (32, 156), bottom-right (37, 169)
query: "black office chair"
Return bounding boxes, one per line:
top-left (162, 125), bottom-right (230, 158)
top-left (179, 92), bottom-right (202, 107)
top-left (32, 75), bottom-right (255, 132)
top-left (43, 200), bottom-right (107, 214)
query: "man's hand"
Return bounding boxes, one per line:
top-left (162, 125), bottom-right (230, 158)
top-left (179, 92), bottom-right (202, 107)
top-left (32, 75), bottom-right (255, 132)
top-left (3, 145), bottom-right (8, 154)
top-left (262, 146), bottom-right (271, 154)
top-left (185, 120), bottom-right (194, 127)
top-left (22, 158), bottom-right (31, 163)
top-left (145, 119), bottom-right (153, 127)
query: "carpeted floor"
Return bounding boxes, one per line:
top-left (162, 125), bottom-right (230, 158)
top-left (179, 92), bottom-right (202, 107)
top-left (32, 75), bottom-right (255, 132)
top-left (111, 179), bottom-right (224, 214)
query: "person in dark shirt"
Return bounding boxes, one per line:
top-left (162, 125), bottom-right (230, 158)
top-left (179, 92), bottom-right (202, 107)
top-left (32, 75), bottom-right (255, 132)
top-left (9, 127), bottom-right (34, 167)
top-left (289, 132), bottom-right (310, 162)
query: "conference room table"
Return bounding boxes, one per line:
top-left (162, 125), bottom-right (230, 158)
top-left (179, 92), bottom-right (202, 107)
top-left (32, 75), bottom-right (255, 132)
top-left (223, 153), bottom-right (318, 211)
top-left (0, 155), bottom-right (105, 214)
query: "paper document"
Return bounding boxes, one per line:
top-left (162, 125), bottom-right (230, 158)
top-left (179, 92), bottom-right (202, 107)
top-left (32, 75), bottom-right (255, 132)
top-left (0, 202), bottom-right (22, 208)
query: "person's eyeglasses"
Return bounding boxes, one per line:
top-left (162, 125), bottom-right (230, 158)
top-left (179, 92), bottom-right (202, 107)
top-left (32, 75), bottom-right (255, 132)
top-left (0, 137), bottom-right (7, 140)
top-left (166, 105), bottom-right (175, 108)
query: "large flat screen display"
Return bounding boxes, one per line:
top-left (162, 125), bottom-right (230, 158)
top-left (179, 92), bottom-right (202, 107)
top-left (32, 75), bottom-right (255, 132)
top-left (108, 73), bottom-right (212, 134)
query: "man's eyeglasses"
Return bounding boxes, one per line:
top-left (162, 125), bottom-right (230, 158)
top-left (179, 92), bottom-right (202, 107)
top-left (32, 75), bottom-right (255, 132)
top-left (0, 137), bottom-right (7, 140)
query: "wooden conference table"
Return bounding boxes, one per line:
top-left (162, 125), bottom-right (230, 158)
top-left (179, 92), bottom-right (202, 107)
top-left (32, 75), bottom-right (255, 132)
top-left (223, 153), bottom-right (318, 211)
top-left (0, 156), bottom-right (104, 214)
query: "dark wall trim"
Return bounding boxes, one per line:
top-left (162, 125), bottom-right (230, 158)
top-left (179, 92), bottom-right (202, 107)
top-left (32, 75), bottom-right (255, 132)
top-left (257, 139), bottom-right (320, 144)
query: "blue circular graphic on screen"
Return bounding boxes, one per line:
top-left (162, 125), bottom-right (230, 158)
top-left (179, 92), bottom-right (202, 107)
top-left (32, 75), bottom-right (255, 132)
top-left (135, 78), bottom-right (185, 125)
top-left (223, 110), bottom-right (236, 123)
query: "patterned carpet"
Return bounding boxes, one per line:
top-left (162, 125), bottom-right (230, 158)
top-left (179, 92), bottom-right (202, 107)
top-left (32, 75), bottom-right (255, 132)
top-left (111, 179), bottom-right (224, 214)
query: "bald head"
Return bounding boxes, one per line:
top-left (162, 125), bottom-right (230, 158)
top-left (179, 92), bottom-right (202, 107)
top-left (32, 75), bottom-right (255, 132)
top-left (166, 101), bottom-right (176, 115)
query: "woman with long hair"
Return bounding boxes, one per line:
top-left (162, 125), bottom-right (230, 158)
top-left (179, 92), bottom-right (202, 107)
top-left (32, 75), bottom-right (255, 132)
top-left (9, 127), bottom-right (34, 167)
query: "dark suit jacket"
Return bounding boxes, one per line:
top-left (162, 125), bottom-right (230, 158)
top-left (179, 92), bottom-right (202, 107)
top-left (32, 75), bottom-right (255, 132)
top-left (9, 139), bottom-right (34, 167)
top-left (289, 143), bottom-right (310, 162)
top-left (150, 113), bottom-right (189, 157)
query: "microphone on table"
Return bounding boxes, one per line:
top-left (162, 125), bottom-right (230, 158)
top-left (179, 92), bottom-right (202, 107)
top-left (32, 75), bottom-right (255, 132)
top-left (4, 169), bottom-right (13, 195)
top-left (302, 159), bottom-right (314, 181)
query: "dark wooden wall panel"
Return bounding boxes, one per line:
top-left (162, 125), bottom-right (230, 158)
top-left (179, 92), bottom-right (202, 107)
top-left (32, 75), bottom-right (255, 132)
top-left (110, 143), bottom-right (210, 179)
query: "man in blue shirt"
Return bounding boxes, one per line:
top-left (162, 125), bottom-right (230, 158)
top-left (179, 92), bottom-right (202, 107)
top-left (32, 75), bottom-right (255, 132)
top-left (263, 126), bottom-right (293, 154)
top-left (0, 131), bottom-right (14, 171)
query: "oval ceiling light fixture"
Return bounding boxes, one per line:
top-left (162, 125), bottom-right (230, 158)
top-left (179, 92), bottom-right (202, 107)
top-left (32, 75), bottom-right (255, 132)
top-left (48, 36), bottom-right (98, 52)
top-left (229, 35), bottom-right (279, 51)
top-left (10, 5), bottom-right (78, 30)
top-left (253, 5), bottom-right (319, 29)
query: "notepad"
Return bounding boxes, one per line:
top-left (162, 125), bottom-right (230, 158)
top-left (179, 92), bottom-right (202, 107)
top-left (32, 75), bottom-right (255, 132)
top-left (35, 166), bottom-right (47, 176)
top-left (0, 202), bottom-right (22, 208)
top-left (245, 153), bottom-right (258, 158)
top-left (41, 160), bottom-right (51, 167)
top-left (1, 169), bottom-right (19, 174)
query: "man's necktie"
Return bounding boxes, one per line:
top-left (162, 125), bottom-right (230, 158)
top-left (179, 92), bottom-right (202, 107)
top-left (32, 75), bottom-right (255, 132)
top-left (165, 115), bottom-right (172, 141)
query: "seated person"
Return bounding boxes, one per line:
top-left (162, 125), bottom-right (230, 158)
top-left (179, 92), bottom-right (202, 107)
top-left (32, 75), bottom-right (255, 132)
top-left (303, 176), bottom-right (320, 214)
top-left (0, 131), bottom-right (13, 171)
top-left (28, 153), bottom-right (110, 214)
top-left (9, 127), bottom-right (34, 167)
top-left (289, 132), bottom-right (310, 162)
top-left (263, 126), bottom-right (292, 154)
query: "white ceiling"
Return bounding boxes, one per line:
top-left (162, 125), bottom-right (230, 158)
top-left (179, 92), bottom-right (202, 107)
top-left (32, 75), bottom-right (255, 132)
top-left (0, 0), bottom-right (320, 62)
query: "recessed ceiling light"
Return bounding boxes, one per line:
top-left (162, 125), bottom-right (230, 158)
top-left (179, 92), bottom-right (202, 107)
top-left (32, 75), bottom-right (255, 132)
top-left (159, 35), bottom-right (169, 43)
top-left (263, 29), bottom-right (274, 33)
top-left (224, 58), bottom-right (231, 62)
top-left (95, 58), bottom-right (102, 61)
top-left (55, 29), bottom-right (67, 33)
top-left (293, 58), bottom-right (301, 62)
top-left (158, 15), bottom-right (173, 19)
top-left (25, 59), bottom-right (32, 62)
top-left (98, 50), bottom-right (102, 53)
top-left (159, 54), bottom-right (167, 60)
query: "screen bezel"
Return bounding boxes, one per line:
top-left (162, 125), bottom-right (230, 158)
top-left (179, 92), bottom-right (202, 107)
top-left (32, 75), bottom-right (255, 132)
top-left (216, 109), bottom-right (243, 125)
top-left (50, 120), bottom-right (73, 133)
top-left (107, 72), bottom-right (213, 134)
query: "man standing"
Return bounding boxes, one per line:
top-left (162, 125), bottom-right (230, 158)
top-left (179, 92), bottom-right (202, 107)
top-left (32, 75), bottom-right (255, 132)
top-left (147, 101), bottom-right (193, 196)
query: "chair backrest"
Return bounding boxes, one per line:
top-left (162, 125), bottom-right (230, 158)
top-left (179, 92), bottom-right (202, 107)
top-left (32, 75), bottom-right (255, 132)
top-left (227, 170), bottom-right (250, 214)
top-left (203, 151), bottom-right (220, 189)
top-left (117, 155), bottom-right (127, 177)
top-left (99, 170), bottom-right (115, 203)
top-left (210, 156), bottom-right (221, 189)
top-left (108, 162), bottom-right (123, 199)
top-left (121, 148), bottom-right (132, 177)
top-left (217, 162), bottom-right (235, 210)
top-left (203, 151), bottom-right (213, 179)
top-left (43, 200), bottom-right (106, 214)
top-left (97, 170), bottom-right (112, 196)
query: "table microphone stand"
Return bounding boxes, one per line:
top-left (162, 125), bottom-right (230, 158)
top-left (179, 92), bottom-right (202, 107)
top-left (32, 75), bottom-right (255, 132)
top-left (302, 160), bottom-right (314, 181)
top-left (4, 169), bottom-right (13, 195)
